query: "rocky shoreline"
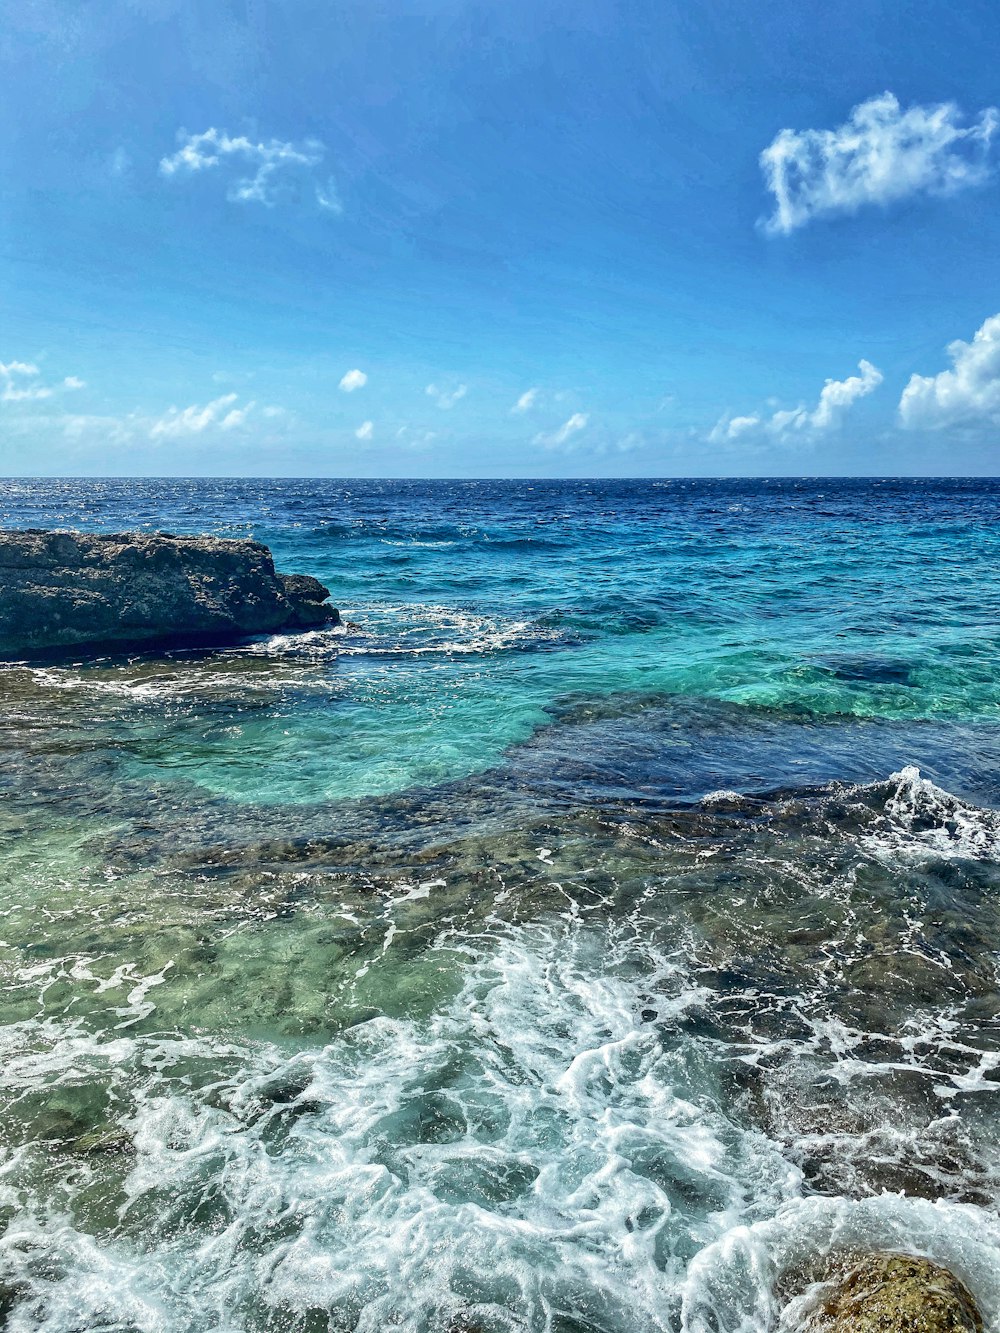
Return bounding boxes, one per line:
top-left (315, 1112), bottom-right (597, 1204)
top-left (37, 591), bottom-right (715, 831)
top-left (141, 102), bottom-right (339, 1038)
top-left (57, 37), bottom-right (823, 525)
top-left (0, 529), bottom-right (339, 657)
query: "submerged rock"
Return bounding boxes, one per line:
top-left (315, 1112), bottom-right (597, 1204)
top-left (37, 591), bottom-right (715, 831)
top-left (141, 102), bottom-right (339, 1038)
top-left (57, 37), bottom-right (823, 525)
top-left (0, 529), bottom-right (339, 656)
top-left (804, 1252), bottom-right (983, 1332)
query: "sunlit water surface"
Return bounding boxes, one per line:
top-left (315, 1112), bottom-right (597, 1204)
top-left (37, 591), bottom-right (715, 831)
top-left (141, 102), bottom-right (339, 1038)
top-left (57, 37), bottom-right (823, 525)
top-left (0, 478), bottom-right (999, 1332)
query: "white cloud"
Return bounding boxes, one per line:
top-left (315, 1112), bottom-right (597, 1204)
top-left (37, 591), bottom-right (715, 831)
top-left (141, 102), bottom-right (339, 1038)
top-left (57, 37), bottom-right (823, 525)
top-left (0, 361), bottom-right (49, 402)
top-left (219, 402), bottom-right (255, 430)
top-left (61, 413), bottom-right (139, 445)
top-left (395, 425), bottom-right (437, 449)
top-left (149, 393), bottom-right (256, 439)
top-left (534, 412), bottom-right (589, 449)
top-left (355, 420), bottom-right (374, 441)
top-left (711, 360), bottom-right (883, 443)
top-left (315, 178), bottom-right (343, 214)
top-left (512, 388), bottom-right (539, 413)
top-left (811, 360), bottom-right (884, 429)
top-left (761, 92), bottom-right (998, 234)
top-left (1, 361), bottom-right (85, 403)
top-left (426, 383), bottom-right (467, 410)
top-left (721, 414), bottom-right (761, 440)
top-left (339, 368), bottom-right (367, 392)
top-left (899, 313), bottom-right (1000, 428)
top-left (160, 128), bottom-right (335, 211)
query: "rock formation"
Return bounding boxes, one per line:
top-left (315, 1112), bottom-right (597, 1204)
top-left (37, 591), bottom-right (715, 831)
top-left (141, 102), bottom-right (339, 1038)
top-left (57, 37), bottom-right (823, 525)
top-left (0, 529), bottom-right (339, 656)
top-left (803, 1252), bottom-right (983, 1333)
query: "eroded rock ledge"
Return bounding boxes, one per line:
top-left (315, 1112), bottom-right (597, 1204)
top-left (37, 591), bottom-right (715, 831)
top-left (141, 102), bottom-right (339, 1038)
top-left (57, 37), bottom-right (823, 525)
top-left (0, 529), bottom-right (339, 657)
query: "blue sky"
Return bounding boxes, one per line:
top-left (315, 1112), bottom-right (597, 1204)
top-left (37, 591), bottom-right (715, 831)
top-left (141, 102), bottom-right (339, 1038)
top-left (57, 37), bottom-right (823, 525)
top-left (3, 0), bottom-right (1000, 477)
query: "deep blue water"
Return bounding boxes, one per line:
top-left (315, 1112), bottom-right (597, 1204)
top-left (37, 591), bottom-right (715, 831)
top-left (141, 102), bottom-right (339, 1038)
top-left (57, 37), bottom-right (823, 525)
top-left (1, 478), bottom-right (999, 1332)
top-left (1, 477), bottom-right (998, 805)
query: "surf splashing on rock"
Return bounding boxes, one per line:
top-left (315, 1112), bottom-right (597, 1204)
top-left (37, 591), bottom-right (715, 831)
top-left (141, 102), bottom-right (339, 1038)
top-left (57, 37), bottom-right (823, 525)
top-left (2, 900), bottom-right (1000, 1332)
top-left (859, 766), bottom-right (1000, 864)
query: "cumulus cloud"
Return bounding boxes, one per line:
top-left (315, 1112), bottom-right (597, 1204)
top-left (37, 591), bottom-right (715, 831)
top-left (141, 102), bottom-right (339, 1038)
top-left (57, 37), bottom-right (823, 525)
top-left (711, 360), bottom-right (883, 443)
top-left (512, 388), bottom-right (539, 413)
top-left (355, 420), bottom-right (374, 441)
top-left (899, 313), bottom-right (1000, 428)
top-left (534, 412), bottom-right (589, 449)
top-left (160, 128), bottom-right (336, 211)
top-left (149, 393), bottom-right (255, 439)
top-left (426, 383), bottom-right (468, 410)
top-left (1, 361), bottom-right (85, 403)
top-left (719, 414), bottom-right (761, 441)
top-left (809, 360), bottom-right (885, 429)
top-left (339, 369), bottom-right (367, 392)
top-left (761, 92), bottom-right (998, 234)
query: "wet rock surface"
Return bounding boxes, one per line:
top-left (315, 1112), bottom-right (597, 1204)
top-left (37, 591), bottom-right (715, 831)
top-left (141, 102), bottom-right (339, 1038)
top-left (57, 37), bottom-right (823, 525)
top-left (0, 529), bottom-right (339, 656)
top-left (803, 1252), bottom-right (984, 1332)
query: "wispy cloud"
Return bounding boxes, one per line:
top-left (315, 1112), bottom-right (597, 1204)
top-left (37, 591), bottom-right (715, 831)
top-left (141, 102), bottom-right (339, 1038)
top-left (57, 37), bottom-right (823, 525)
top-left (534, 412), bottom-right (589, 449)
top-left (355, 420), bottom-right (374, 441)
top-left (1, 363), bottom-right (50, 402)
top-left (512, 388), bottom-right (539, 413)
top-left (899, 313), bottom-right (1000, 429)
top-left (160, 128), bottom-right (337, 211)
top-left (711, 360), bottom-right (883, 443)
top-left (761, 93), bottom-right (998, 234)
top-left (339, 368), bottom-right (367, 392)
top-left (110, 147), bottom-right (131, 178)
top-left (57, 398), bottom-right (288, 448)
top-left (315, 178), bottom-right (343, 215)
top-left (1, 361), bottom-right (85, 403)
top-left (426, 383), bottom-right (467, 410)
top-left (395, 426), bottom-right (437, 449)
top-left (61, 413), bottom-right (140, 445)
top-left (149, 393), bottom-right (255, 439)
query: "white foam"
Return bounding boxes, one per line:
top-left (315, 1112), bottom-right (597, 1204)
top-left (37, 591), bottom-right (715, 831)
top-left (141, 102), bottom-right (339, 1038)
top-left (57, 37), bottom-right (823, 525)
top-left (860, 765), bottom-right (1000, 864)
top-left (335, 603), bottom-right (568, 658)
top-left (1, 916), bottom-right (998, 1331)
top-left (0, 919), bottom-right (790, 1331)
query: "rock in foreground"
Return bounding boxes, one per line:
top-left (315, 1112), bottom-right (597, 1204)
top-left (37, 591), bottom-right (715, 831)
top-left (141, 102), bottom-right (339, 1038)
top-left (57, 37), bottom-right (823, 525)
top-left (804, 1253), bottom-right (983, 1333)
top-left (0, 529), bottom-right (339, 657)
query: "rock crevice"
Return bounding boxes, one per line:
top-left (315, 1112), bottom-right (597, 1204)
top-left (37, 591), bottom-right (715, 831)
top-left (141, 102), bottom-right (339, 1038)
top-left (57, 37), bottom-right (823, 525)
top-left (0, 529), bottom-right (339, 656)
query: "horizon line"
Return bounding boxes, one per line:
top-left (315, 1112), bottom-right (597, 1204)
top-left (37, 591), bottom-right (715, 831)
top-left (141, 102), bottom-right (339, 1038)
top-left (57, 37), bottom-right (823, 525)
top-left (1, 474), bottom-right (998, 483)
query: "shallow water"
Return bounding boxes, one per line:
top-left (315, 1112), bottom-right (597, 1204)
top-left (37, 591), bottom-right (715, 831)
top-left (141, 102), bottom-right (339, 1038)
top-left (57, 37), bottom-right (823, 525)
top-left (0, 478), bottom-right (998, 1331)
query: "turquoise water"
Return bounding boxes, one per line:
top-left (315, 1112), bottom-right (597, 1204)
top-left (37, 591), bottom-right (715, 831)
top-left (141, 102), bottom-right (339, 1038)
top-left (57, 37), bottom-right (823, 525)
top-left (0, 478), bottom-right (999, 1331)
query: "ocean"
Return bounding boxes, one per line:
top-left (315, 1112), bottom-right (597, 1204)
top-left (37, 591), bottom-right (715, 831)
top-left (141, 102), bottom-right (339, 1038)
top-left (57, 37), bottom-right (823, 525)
top-left (0, 477), bottom-right (998, 1331)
